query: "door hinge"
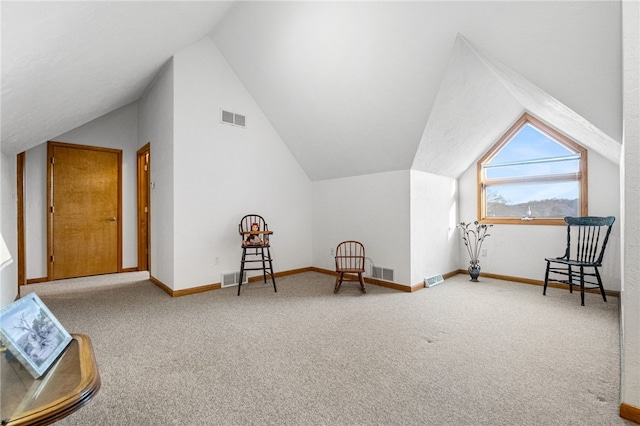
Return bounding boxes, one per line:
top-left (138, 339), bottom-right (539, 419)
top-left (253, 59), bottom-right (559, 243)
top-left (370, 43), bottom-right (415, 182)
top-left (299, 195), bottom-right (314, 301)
top-left (50, 255), bottom-right (54, 262)
top-left (50, 157), bottom-right (54, 164)
top-left (144, 206), bottom-right (148, 213)
top-left (144, 164), bottom-right (148, 171)
top-left (50, 206), bottom-right (54, 213)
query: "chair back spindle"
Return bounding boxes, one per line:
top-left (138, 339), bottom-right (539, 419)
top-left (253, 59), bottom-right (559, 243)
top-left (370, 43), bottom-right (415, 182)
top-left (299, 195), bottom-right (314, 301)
top-left (565, 216), bottom-right (614, 266)
top-left (335, 241), bottom-right (365, 271)
top-left (239, 214), bottom-right (270, 245)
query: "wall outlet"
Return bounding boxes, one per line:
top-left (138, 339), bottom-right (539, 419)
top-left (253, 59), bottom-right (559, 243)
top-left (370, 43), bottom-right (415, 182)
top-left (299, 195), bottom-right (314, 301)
top-left (330, 248), bottom-right (335, 255)
top-left (481, 249), bottom-right (487, 257)
top-left (214, 256), bottom-right (220, 265)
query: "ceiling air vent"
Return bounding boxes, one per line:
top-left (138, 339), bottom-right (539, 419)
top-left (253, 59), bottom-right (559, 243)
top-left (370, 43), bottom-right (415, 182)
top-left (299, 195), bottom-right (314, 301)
top-left (220, 109), bottom-right (246, 128)
top-left (234, 114), bottom-right (246, 127)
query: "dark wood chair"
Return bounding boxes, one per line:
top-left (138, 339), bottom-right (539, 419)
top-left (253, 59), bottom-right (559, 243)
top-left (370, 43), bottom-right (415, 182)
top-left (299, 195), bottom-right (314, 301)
top-left (237, 214), bottom-right (276, 296)
top-left (334, 241), bottom-right (366, 294)
top-left (543, 216), bottom-right (615, 306)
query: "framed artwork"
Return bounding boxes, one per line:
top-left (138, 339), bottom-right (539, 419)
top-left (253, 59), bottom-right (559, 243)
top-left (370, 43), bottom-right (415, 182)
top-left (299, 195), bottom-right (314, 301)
top-left (0, 292), bottom-right (72, 379)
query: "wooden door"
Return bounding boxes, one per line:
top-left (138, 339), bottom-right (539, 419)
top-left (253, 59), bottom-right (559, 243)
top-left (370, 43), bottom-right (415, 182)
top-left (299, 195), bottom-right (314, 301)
top-left (137, 143), bottom-right (150, 271)
top-left (48, 142), bottom-right (122, 280)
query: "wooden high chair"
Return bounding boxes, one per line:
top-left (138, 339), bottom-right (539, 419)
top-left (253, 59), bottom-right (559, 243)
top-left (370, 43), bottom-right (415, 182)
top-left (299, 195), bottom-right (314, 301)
top-left (237, 214), bottom-right (276, 296)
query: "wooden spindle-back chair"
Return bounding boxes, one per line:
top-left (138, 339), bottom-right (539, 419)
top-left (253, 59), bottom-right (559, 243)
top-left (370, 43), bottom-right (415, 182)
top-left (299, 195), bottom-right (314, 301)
top-left (543, 216), bottom-right (615, 306)
top-left (334, 241), bottom-right (366, 294)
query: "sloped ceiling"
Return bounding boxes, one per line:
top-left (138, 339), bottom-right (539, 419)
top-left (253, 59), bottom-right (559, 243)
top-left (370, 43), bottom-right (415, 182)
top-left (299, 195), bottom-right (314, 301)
top-left (209, 1), bottom-right (622, 180)
top-left (1, 1), bottom-right (234, 154)
top-left (413, 35), bottom-right (622, 178)
top-left (1, 1), bottom-right (622, 181)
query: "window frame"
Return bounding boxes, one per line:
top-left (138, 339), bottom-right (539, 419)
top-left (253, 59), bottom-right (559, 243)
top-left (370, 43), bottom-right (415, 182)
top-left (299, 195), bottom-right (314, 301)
top-left (477, 113), bottom-right (588, 226)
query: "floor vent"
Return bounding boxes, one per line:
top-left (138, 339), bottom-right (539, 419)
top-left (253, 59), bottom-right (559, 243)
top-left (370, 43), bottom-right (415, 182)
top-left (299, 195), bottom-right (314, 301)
top-left (220, 109), bottom-right (246, 128)
top-left (220, 271), bottom-right (248, 288)
top-left (371, 266), bottom-right (394, 282)
top-left (424, 274), bottom-right (444, 288)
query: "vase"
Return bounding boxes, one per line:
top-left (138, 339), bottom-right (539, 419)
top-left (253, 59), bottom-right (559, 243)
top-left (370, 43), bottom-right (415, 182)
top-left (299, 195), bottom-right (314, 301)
top-left (468, 263), bottom-right (481, 282)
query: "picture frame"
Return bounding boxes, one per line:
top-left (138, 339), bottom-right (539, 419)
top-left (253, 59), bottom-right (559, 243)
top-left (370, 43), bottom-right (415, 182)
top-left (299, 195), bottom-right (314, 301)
top-left (0, 292), bottom-right (72, 379)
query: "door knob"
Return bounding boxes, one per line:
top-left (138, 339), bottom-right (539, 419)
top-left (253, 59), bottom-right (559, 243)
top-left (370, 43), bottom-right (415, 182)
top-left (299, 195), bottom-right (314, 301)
top-left (109, 217), bottom-right (117, 221)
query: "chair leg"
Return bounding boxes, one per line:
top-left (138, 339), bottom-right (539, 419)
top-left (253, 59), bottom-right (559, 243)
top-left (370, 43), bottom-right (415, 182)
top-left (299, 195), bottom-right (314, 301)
top-left (358, 273), bottom-right (366, 293)
top-left (334, 273), bottom-right (342, 293)
top-left (580, 266), bottom-right (585, 306)
top-left (594, 267), bottom-right (607, 302)
top-left (238, 248), bottom-right (247, 296)
top-left (266, 246), bottom-right (276, 293)
top-left (568, 266), bottom-right (574, 293)
top-left (543, 261), bottom-right (550, 295)
top-left (260, 247), bottom-right (268, 283)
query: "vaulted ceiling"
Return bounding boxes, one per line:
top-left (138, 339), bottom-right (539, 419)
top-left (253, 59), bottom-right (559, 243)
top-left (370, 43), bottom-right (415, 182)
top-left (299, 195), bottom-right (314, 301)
top-left (1, 1), bottom-right (622, 181)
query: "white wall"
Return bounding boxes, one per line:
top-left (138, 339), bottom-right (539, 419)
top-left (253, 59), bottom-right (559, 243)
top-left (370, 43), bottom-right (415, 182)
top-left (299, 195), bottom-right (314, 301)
top-left (621, 0), bottom-right (640, 409)
top-left (1, 152), bottom-right (18, 308)
top-left (458, 149), bottom-right (621, 290)
top-left (16, 35), bottom-right (314, 292)
top-left (170, 37), bottom-right (312, 290)
top-left (25, 144), bottom-right (46, 278)
top-left (22, 102), bottom-right (140, 279)
top-left (312, 170), bottom-right (411, 285)
top-left (410, 170), bottom-right (458, 286)
top-left (138, 59), bottom-right (175, 288)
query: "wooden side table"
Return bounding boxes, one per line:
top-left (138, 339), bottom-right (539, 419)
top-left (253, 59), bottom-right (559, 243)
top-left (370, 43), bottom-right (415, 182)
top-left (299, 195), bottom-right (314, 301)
top-left (1, 334), bottom-right (101, 425)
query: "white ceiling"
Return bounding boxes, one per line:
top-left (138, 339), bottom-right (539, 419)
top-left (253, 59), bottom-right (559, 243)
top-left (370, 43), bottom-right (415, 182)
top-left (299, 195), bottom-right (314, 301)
top-left (1, 1), bottom-right (234, 154)
top-left (1, 1), bottom-right (622, 181)
top-left (413, 35), bottom-right (621, 178)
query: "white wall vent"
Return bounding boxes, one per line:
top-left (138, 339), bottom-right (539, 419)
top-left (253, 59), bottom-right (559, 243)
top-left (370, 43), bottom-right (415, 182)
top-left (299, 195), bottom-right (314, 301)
top-left (371, 266), bottom-right (394, 282)
top-left (220, 109), bottom-right (246, 128)
top-left (220, 271), bottom-right (248, 288)
top-left (424, 274), bottom-right (444, 288)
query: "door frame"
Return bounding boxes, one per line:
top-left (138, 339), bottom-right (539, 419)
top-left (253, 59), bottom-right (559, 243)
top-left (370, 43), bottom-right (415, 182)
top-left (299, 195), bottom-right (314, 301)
top-left (17, 152), bottom-right (26, 287)
top-left (47, 141), bottom-right (123, 280)
top-left (137, 143), bottom-right (151, 272)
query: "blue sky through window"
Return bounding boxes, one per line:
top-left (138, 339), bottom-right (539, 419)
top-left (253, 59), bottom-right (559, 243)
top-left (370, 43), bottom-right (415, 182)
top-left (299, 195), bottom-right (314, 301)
top-left (491, 124), bottom-right (574, 164)
top-left (485, 123), bottom-right (580, 206)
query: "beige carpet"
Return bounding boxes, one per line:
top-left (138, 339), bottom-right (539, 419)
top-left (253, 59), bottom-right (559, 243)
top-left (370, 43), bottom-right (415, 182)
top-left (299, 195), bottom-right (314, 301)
top-left (20, 272), bottom-right (632, 425)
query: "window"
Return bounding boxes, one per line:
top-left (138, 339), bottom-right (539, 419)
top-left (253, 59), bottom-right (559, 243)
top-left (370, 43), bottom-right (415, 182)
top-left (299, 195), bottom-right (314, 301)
top-left (478, 113), bottom-right (587, 225)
